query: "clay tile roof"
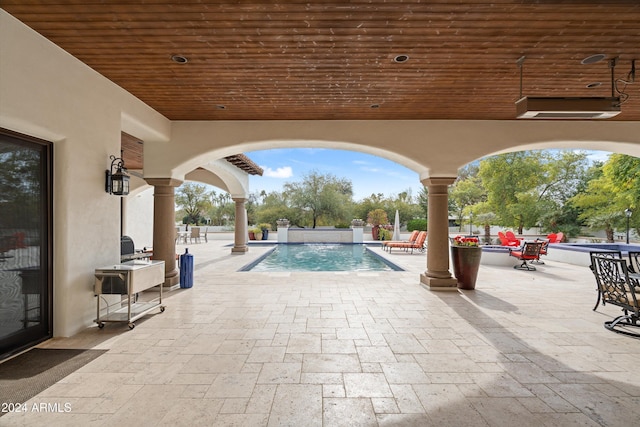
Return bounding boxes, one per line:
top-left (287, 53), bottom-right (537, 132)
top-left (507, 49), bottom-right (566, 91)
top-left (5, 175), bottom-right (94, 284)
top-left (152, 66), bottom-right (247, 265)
top-left (224, 154), bottom-right (263, 176)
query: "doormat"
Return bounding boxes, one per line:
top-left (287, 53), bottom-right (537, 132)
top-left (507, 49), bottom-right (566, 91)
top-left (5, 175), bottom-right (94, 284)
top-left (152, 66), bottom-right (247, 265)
top-left (0, 348), bottom-right (106, 416)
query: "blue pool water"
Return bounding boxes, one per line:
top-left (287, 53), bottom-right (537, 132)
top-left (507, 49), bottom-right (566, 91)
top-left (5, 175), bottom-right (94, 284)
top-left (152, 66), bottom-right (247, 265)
top-left (240, 244), bottom-right (403, 272)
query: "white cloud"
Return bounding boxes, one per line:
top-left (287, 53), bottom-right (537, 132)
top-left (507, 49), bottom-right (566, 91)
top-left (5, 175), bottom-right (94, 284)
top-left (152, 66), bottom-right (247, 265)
top-left (262, 166), bottom-right (293, 178)
top-left (585, 150), bottom-right (611, 164)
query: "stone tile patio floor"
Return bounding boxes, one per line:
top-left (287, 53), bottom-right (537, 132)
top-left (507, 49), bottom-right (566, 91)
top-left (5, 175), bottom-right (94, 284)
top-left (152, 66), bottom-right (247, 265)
top-left (4, 239), bottom-right (640, 426)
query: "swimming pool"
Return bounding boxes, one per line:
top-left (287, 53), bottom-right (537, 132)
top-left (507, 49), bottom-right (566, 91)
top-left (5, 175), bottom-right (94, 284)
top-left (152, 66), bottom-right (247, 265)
top-left (240, 244), bottom-right (403, 272)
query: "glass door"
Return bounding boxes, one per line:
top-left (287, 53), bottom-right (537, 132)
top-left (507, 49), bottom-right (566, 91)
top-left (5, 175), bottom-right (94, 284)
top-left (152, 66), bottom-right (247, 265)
top-left (0, 129), bottom-right (52, 359)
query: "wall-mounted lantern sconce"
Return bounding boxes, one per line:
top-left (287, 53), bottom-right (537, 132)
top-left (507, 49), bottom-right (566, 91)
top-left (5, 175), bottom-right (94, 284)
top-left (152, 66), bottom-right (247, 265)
top-left (105, 154), bottom-right (130, 196)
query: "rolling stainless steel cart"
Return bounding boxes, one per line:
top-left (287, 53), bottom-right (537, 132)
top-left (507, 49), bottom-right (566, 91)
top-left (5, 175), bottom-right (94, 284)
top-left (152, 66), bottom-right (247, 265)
top-left (94, 260), bottom-right (165, 329)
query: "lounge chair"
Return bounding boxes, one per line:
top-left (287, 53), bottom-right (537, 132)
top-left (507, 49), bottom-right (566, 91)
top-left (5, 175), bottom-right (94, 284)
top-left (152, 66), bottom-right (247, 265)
top-left (386, 231), bottom-right (427, 254)
top-left (508, 241), bottom-right (543, 270)
top-left (498, 231), bottom-right (520, 247)
top-left (505, 231), bottom-right (522, 245)
top-left (382, 230), bottom-right (419, 252)
top-left (590, 254), bottom-right (640, 338)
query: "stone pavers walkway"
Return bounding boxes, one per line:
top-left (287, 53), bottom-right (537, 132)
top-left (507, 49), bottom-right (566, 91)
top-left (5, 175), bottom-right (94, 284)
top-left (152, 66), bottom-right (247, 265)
top-left (4, 238), bottom-right (640, 426)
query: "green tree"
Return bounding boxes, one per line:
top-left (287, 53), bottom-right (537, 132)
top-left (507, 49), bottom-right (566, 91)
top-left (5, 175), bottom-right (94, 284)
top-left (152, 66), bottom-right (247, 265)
top-left (569, 165), bottom-right (618, 242)
top-left (283, 171), bottom-right (353, 228)
top-left (605, 154), bottom-right (640, 235)
top-left (416, 186), bottom-right (428, 224)
top-left (175, 183), bottom-right (212, 225)
top-left (450, 174), bottom-right (486, 232)
top-left (479, 152), bottom-right (543, 233)
top-left (572, 154), bottom-right (640, 240)
top-left (477, 150), bottom-right (589, 234)
top-left (255, 191), bottom-right (300, 228)
top-left (354, 193), bottom-right (386, 224)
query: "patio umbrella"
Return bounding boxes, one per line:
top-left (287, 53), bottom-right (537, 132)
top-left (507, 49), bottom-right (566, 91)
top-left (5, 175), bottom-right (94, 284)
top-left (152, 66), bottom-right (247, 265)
top-left (392, 210), bottom-right (401, 241)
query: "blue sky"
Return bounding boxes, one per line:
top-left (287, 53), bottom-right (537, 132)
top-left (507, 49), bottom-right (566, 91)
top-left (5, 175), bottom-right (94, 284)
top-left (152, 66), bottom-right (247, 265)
top-left (246, 148), bottom-right (420, 201)
top-left (245, 148), bottom-right (612, 202)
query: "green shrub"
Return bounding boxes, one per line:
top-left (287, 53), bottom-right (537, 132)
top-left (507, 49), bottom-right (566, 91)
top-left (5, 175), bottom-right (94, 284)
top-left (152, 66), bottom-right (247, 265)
top-left (335, 222), bottom-right (351, 229)
top-left (378, 228), bottom-right (392, 241)
top-left (407, 218), bottom-right (427, 231)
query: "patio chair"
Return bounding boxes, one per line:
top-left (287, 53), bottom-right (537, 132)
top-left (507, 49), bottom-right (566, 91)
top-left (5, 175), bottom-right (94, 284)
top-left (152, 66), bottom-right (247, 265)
top-left (628, 251), bottom-right (640, 274)
top-left (590, 254), bottom-right (640, 338)
top-left (508, 241), bottom-right (543, 270)
top-left (498, 231), bottom-right (520, 247)
top-left (190, 227), bottom-right (201, 243)
top-left (531, 239), bottom-right (550, 264)
top-left (386, 231), bottom-right (427, 254)
top-left (382, 230), bottom-right (418, 251)
top-left (505, 231), bottom-right (522, 245)
top-left (589, 251), bottom-right (622, 311)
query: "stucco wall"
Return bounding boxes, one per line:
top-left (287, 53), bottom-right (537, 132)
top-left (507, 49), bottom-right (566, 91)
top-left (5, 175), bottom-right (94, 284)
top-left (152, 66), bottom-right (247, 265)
top-left (124, 187), bottom-right (155, 249)
top-left (0, 11), bottom-right (169, 337)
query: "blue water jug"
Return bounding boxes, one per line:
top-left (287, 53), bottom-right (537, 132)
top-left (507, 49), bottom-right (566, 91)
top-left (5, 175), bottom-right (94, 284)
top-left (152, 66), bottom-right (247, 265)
top-left (179, 248), bottom-right (194, 289)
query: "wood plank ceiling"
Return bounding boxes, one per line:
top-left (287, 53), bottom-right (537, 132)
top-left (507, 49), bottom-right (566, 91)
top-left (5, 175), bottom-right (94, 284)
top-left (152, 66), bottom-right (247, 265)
top-left (2, 1), bottom-right (639, 121)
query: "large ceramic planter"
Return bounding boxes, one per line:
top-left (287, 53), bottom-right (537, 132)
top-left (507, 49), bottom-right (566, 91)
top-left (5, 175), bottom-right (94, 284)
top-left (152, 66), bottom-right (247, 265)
top-left (451, 246), bottom-right (482, 290)
top-left (371, 226), bottom-right (380, 241)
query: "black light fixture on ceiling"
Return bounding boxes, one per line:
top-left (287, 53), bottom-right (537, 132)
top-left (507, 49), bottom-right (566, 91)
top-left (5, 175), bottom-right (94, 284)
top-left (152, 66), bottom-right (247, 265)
top-left (105, 152), bottom-right (130, 196)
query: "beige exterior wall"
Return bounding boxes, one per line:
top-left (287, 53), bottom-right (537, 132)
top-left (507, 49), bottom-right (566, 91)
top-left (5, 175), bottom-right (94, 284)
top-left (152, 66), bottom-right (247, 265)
top-left (124, 187), bottom-right (155, 249)
top-left (0, 11), bottom-right (169, 337)
top-left (1, 10), bottom-right (639, 337)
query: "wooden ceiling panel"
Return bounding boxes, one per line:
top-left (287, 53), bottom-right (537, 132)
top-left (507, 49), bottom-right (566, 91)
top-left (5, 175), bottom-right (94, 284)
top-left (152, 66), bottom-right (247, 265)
top-left (2, 1), bottom-right (639, 121)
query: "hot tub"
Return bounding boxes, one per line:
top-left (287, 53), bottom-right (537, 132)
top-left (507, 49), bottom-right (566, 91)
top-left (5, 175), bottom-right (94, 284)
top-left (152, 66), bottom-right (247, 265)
top-left (544, 243), bottom-right (640, 266)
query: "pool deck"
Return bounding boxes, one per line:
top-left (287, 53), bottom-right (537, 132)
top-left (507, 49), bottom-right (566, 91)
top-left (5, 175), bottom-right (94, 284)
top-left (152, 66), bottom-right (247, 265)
top-left (5, 238), bottom-right (640, 426)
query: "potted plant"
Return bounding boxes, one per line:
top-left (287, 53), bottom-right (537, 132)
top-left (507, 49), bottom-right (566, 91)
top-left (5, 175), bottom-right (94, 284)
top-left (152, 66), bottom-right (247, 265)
top-left (248, 227), bottom-right (261, 240)
top-left (259, 223), bottom-right (271, 240)
top-left (450, 235), bottom-right (482, 290)
top-left (367, 209), bottom-right (389, 240)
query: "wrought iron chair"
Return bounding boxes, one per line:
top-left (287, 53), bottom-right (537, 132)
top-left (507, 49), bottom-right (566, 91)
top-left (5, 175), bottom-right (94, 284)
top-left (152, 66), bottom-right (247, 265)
top-left (508, 241), bottom-right (543, 270)
top-left (589, 250), bottom-right (622, 311)
top-left (628, 251), bottom-right (640, 274)
top-left (590, 254), bottom-right (640, 338)
top-left (531, 239), bottom-right (550, 264)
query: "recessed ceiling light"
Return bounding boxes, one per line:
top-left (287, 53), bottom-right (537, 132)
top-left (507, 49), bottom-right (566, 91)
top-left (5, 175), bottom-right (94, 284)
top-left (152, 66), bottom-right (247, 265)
top-left (171, 55), bottom-right (188, 64)
top-left (393, 55), bottom-right (409, 63)
top-left (586, 82), bottom-right (602, 88)
top-left (216, 105), bottom-right (226, 110)
top-left (581, 54), bottom-right (606, 65)
top-left (370, 104), bottom-right (380, 109)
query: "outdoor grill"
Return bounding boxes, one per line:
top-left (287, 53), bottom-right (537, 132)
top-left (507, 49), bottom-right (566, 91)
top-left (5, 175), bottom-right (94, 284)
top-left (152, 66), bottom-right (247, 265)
top-left (94, 260), bottom-right (165, 329)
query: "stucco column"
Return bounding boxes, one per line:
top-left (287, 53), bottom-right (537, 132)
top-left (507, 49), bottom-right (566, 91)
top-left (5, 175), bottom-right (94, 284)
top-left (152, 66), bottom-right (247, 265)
top-left (420, 177), bottom-right (458, 291)
top-left (232, 197), bottom-right (248, 254)
top-left (146, 178), bottom-right (183, 287)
